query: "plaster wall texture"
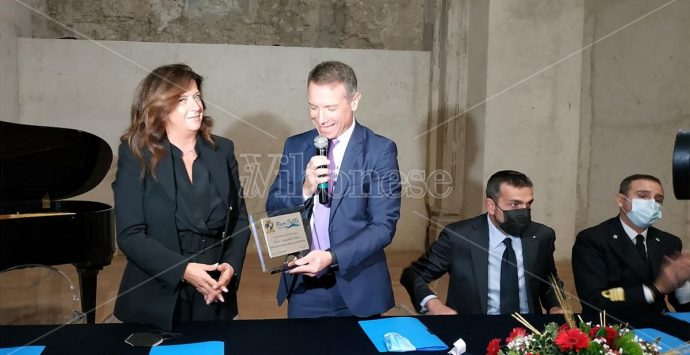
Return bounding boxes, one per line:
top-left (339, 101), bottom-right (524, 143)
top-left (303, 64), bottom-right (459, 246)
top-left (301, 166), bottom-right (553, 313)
top-left (16, 38), bottom-right (431, 251)
top-left (481, 0), bottom-right (585, 260)
top-left (0, 0), bottom-right (32, 123)
top-left (27, 0), bottom-right (426, 50)
top-left (582, 0), bottom-right (690, 245)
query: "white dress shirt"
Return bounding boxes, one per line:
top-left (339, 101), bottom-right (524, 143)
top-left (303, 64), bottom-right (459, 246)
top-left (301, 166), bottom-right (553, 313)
top-left (304, 120), bottom-right (356, 236)
top-left (486, 214), bottom-right (529, 314)
top-left (420, 214), bottom-right (530, 314)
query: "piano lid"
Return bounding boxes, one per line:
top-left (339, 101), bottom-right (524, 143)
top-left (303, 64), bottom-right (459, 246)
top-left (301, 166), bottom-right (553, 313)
top-left (0, 121), bottom-right (113, 201)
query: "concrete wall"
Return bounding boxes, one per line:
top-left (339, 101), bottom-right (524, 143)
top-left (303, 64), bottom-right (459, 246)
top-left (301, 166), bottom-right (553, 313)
top-left (457, 0), bottom-right (689, 260)
top-left (581, 0), bottom-right (690, 245)
top-left (16, 38), bottom-right (430, 251)
top-left (462, 0), bottom-right (490, 219)
top-left (6, 0), bottom-right (689, 256)
top-left (478, 0), bottom-right (585, 260)
top-left (28, 0), bottom-right (426, 50)
top-left (0, 0), bottom-right (32, 123)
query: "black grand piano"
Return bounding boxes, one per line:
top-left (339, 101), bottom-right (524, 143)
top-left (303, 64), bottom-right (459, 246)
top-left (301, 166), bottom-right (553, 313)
top-left (0, 121), bottom-right (115, 324)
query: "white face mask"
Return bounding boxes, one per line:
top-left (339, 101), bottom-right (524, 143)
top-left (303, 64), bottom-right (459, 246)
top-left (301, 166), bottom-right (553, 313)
top-left (624, 196), bottom-right (662, 229)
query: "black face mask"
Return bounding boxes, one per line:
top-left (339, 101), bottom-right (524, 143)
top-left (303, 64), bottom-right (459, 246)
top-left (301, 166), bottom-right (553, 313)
top-left (495, 205), bottom-right (532, 236)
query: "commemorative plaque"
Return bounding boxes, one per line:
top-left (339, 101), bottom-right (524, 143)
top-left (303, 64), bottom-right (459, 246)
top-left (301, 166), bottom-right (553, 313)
top-left (250, 206), bottom-right (311, 274)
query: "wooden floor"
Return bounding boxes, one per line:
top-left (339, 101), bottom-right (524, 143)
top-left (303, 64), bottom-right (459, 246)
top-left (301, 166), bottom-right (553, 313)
top-left (0, 251), bottom-right (578, 324)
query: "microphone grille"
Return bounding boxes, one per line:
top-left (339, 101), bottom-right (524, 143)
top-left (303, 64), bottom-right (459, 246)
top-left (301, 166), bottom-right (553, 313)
top-left (314, 135), bottom-right (328, 149)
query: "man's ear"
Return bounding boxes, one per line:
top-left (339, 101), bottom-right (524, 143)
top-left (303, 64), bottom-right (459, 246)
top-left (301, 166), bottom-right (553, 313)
top-left (615, 193), bottom-right (625, 209)
top-left (350, 91), bottom-right (361, 111)
top-left (485, 197), bottom-right (495, 215)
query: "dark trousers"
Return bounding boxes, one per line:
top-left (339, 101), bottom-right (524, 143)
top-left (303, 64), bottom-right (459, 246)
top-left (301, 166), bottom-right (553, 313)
top-left (287, 272), bottom-right (354, 318)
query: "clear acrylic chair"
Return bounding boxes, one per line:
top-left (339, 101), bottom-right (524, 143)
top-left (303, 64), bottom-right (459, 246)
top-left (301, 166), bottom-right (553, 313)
top-left (0, 264), bottom-right (86, 325)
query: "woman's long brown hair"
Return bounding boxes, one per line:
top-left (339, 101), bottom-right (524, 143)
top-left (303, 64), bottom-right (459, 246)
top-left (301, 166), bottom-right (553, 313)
top-left (121, 64), bottom-right (215, 179)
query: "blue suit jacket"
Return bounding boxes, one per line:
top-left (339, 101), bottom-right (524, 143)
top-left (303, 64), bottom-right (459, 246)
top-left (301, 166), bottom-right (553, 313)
top-left (266, 122), bottom-right (401, 316)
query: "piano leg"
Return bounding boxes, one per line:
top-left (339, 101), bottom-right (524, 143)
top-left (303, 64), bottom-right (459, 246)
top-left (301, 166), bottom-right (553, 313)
top-left (75, 266), bottom-right (101, 324)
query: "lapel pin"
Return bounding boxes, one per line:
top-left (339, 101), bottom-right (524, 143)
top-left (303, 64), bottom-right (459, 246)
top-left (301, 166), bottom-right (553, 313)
top-left (612, 234), bottom-right (618, 239)
top-left (532, 235), bottom-right (536, 239)
top-left (655, 238), bottom-right (660, 242)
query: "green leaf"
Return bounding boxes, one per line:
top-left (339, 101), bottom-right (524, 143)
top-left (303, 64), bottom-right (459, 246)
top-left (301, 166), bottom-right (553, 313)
top-left (615, 332), bottom-right (644, 355)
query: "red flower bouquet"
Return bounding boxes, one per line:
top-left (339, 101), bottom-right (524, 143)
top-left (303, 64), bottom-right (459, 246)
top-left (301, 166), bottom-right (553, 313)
top-left (486, 319), bottom-right (662, 355)
top-left (486, 278), bottom-right (665, 355)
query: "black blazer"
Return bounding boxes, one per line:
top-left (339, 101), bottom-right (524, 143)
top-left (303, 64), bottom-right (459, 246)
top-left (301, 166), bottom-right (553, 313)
top-left (112, 136), bottom-right (250, 330)
top-left (572, 216), bottom-right (688, 316)
top-left (400, 214), bottom-right (560, 314)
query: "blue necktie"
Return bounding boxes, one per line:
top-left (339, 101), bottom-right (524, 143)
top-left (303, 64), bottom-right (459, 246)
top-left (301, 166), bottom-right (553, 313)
top-left (500, 238), bottom-right (520, 314)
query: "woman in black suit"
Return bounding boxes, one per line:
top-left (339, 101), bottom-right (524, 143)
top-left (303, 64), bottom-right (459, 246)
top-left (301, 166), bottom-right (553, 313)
top-left (112, 64), bottom-right (250, 330)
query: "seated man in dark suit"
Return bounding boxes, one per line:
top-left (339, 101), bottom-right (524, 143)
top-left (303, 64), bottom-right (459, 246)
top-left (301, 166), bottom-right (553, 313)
top-left (573, 174), bottom-right (690, 316)
top-left (401, 170), bottom-right (564, 315)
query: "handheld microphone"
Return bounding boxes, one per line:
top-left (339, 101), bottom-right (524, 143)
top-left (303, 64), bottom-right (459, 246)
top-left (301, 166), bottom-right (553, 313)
top-left (314, 135), bottom-right (329, 205)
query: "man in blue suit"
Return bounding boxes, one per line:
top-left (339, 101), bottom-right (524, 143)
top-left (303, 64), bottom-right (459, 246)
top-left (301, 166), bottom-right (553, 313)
top-left (266, 61), bottom-right (401, 318)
